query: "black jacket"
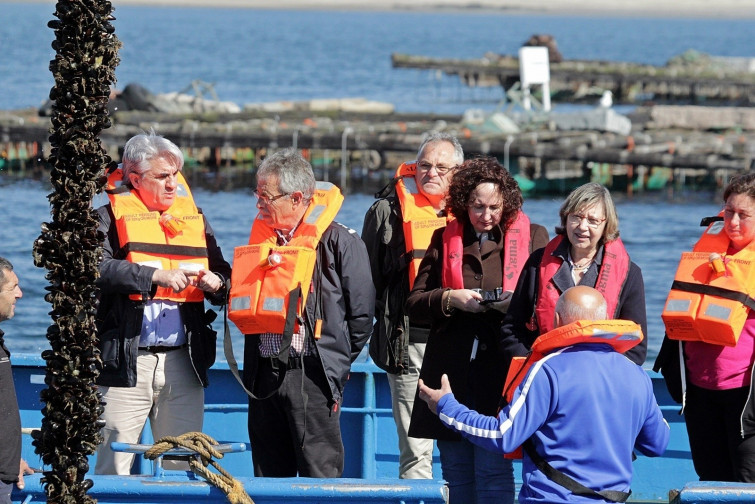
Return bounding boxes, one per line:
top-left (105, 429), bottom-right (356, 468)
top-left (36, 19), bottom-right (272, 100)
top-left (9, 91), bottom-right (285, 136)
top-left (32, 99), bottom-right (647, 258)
top-left (500, 237), bottom-right (648, 366)
top-left (94, 204), bottom-right (232, 388)
top-left (362, 192), bottom-right (433, 374)
top-left (0, 330), bottom-right (21, 483)
top-left (242, 222), bottom-right (375, 404)
top-left (406, 221), bottom-right (549, 440)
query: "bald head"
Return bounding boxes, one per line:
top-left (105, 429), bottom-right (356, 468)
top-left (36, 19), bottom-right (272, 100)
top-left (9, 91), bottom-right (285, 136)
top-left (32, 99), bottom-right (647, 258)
top-left (554, 286), bottom-right (608, 327)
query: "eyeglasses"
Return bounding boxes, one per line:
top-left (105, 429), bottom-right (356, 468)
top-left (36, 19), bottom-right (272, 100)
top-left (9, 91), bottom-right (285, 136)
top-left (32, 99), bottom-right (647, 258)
top-left (568, 213), bottom-right (606, 229)
top-left (254, 189), bottom-right (290, 205)
top-left (724, 208), bottom-right (754, 222)
top-left (417, 161), bottom-right (455, 175)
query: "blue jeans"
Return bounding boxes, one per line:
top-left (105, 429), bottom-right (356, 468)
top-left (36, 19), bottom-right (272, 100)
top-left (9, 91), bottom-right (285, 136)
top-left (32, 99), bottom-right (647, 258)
top-left (437, 438), bottom-right (515, 504)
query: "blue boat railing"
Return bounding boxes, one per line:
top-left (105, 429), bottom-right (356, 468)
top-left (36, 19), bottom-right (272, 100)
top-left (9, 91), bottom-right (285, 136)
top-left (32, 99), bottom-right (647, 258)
top-left (12, 350), bottom-right (699, 502)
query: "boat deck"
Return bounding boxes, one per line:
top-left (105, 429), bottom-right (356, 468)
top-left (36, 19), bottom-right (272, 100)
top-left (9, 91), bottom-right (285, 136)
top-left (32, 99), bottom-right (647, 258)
top-left (12, 351), bottom-right (697, 503)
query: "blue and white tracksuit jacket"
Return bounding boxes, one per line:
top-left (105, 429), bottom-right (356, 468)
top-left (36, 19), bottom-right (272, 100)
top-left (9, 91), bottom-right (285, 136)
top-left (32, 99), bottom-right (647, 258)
top-left (435, 344), bottom-right (670, 503)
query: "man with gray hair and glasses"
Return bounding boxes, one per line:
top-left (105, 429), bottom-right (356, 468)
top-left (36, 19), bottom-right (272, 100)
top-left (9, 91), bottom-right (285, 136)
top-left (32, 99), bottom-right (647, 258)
top-left (362, 132), bottom-right (463, 478)
top-left (229, 147), bottom-right (374, 477)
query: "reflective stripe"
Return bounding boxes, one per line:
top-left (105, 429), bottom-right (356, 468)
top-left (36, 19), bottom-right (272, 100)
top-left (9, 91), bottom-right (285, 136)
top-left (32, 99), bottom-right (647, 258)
top-left (704, 303), bottom-right (732, 320)
top-left (665, 299), bottom-right (691, 312)
top-left (231, 296), bottom-right (250, 311)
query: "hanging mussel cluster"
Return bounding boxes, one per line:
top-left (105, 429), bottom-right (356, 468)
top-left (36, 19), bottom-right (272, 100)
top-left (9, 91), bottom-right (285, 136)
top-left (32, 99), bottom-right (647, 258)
top-left (31, 1), bottom-right (121, 502)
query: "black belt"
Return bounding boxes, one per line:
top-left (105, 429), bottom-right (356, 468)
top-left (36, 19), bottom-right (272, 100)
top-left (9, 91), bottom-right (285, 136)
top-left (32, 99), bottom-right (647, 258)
top-left (139, 344), bottom-right (187, 353)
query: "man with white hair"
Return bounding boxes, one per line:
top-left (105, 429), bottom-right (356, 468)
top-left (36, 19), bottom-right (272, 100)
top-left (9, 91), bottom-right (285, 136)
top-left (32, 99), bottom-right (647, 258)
top-left (419, 286), bottom-right (669, 503)
top-left (94, 132), bottom-right (231, 474)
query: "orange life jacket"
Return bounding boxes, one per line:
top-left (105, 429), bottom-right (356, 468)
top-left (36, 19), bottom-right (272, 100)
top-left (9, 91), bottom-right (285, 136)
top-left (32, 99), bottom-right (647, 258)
top-left (662, 214), bottom-right (755, 346)
top-left (441, 211), bottom-right (532, 291)
top-left (534, 236), bottom-right (629, 334)
top-left (106, 168), bottom-right (209, 303)
top-left (394, 161), bottom-right (451, 290)
top-left (502, 319), bottom-right (643, 458)
top-left (227, 182), bottom-right (343, 335)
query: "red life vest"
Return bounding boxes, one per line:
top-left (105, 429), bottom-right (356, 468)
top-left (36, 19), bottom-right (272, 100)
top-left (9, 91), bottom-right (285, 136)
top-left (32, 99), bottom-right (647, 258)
top-left (227, 182), bottom-right (343, 335)
top-left (662, 213), bottom-right (755, 346)
top-left (106, 168), bottom-right (209, 303)
top-left (534, 235), bottom-right (629, 334)
top-left (441, 211), bottom-right (532, 292)
top-left (394, 161), bottom-right (451, 290)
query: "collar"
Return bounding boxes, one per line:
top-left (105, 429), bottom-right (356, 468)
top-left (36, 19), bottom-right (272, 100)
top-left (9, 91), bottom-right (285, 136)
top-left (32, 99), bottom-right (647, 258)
top-left (552, 235), bottom-right (605, 266)
top-left (274, 223), bottom-right (300, 246)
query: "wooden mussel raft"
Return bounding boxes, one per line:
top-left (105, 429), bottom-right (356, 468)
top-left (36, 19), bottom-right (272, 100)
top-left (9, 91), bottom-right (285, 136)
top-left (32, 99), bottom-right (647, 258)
top-left (391, 48), bottom-right (755, 105)
top-left (2, 102), bottom-right (754, 195)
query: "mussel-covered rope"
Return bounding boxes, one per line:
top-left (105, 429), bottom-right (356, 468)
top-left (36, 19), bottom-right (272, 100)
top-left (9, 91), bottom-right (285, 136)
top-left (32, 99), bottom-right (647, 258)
top-left (145, 432), bottom-right (254, 504)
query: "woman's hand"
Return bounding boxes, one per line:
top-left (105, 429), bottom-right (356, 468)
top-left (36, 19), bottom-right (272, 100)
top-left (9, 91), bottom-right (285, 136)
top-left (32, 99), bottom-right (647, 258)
top-left (448, 288), bottom-right (487, 313)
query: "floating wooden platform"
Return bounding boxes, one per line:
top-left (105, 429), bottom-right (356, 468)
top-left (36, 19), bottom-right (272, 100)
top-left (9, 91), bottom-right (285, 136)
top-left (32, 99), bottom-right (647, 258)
top-left (1, 104), bottom-right (754, 195)
top-left (391, 52), bottom-right (755, 105)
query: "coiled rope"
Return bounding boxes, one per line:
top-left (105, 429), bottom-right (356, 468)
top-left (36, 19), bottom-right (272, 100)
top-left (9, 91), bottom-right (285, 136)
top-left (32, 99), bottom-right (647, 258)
top-left (145, 432), bottom-right (254, 504)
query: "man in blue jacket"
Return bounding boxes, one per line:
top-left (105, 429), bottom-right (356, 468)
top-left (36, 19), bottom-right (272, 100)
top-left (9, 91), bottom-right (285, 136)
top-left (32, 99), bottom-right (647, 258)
top-left (418, 286), bottom-right (669, 503)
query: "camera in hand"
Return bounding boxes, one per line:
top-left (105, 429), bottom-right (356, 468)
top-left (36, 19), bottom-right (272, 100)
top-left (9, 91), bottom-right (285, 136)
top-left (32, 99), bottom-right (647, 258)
top-left (474, 287), bottom-right (503, 305)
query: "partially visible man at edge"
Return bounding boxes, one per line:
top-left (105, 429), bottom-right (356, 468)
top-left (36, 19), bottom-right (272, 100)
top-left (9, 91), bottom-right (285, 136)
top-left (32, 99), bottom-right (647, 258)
top-left (234, 147), bottom-right (375, 477)
top-left (362, 132), bottom-right (462, 478)
top-left (94, 132), bottom-right (231, 475)
top-left (0, 257), bottom-right (33, 504)
top-left (419, 286), bottom-right (669, 503)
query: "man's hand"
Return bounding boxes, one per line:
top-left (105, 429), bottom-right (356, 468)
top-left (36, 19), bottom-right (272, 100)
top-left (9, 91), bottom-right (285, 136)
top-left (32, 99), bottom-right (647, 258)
top-left (152, 269), bottom-right (198, 292)
top-left (418, 374), bottom-right (453, 415)
top-left (193, 269), bottom-right (222, 293)
top-left (16, 458), bottom-right (33, 490)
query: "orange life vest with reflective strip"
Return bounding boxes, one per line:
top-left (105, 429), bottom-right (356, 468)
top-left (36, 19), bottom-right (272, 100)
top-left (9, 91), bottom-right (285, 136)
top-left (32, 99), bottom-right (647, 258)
top-left (106, 168), bottom-right (209, 303)
top-left (441, 211), bottom-right (531, 291)
top-left (534, 236), bottom-right (629, 334)
top-left (662, 214), bottom-right (755, 346)
top-left (394, 162), bottom-right (451, 290)
top-left (227, 182), bottom-right (343, 335)
top-left (501, 319), bottom-right (643, 458)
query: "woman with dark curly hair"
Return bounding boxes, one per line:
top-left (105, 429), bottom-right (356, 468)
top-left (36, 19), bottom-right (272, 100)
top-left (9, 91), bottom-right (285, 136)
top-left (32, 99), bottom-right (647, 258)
top-left (406, 156), bottom-right (548, 504)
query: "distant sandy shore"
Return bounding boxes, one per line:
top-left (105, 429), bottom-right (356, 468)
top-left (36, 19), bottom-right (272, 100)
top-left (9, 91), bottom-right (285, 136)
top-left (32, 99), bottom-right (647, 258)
top-left (11, 0), bottom-right (755, 19)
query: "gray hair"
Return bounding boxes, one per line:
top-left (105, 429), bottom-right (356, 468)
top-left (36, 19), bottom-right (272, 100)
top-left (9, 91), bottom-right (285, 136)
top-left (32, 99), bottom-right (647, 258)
top-left (556, 182), bottom-right (620, 242)
top-left (121, 131), bottom-right (184, 185)
top-left (417, 132), bottom-right (464, 166)
top-left (0, 256), bottom-right (13, 288)
top-left (257, 148), bottom-right (316, 200)
top-left (555, 288), bottom-right (608, 325)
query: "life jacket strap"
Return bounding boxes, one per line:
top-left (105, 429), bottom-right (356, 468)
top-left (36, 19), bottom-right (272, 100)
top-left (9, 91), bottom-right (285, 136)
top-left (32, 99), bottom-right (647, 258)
top-left (523, 439), bottom-right (631, 503)
top-left (398, 249), bottom-right (426, 270)
top-left (124, 242), bottom-right (208, 258)
top-left (223, 283), bottom-right (303, 401)
top-left (671, 280), bottom-right (755, 311)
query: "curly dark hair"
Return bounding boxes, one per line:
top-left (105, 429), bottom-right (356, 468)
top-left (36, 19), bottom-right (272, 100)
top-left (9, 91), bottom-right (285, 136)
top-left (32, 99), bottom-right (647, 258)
top-left (446, 156), bottom-right (523, 229)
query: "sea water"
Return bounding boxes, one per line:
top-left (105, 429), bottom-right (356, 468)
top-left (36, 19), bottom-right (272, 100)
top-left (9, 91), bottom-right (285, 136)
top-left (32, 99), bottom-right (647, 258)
top-left (0, 3), bottom-right (749, 363)
top-left (0, 180), bottom-right (721, 365)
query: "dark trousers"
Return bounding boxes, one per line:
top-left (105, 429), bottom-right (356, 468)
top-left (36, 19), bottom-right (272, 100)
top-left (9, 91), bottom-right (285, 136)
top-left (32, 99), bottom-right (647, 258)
top-left (248, 355), bottom-right (344, 477)
top-left (685, 382), bottom-right (755, 482)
